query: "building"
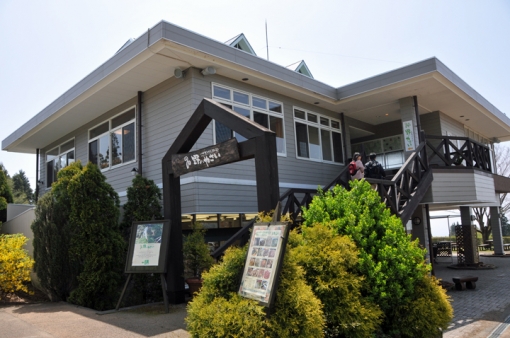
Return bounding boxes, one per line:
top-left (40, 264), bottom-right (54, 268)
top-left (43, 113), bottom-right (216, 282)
top-left (3, 20), bottom-right (510, 302)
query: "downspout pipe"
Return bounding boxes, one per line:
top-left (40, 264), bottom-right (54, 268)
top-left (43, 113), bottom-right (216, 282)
top-left (340, 112), bottom-right (347, 161)
top-left (137, 91), bottom-right (143, 176)
top-left (413, 96), bottom-right (423, 143)
top-left (35, 148), bottom-right (39, 203)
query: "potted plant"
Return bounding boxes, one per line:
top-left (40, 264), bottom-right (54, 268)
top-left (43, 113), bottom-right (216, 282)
top-left (183, 223), bottom-right (215, 297)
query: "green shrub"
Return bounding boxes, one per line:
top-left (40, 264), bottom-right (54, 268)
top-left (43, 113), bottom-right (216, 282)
top-left (32, 191), bottom-right (78, 301)
top-left (65, 162), bottom-right (125, 310)
top-left (0, 167), bottom-right (13, 223)
top-left (186, 246), bottom-right (325, 337)
top-left (32, 162), bottom-right (124, 310)
top-left (288, 224), bottom-right (382, 338)
top-left (394, 275), bottom-right (452, 337)
top-left (0, 234), bottom-right (34, 295)
top-left (121, 175), bottom-right (164, 305)
top-left (302, 180), bottom-right (449, 335)
top-left (183, 223), bottom-right (215, 279)
top-left (32, 162), bottom-right (84, 301)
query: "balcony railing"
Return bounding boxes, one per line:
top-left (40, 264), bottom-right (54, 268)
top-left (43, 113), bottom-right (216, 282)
top-left (425, 135), bottom-right (492, 172)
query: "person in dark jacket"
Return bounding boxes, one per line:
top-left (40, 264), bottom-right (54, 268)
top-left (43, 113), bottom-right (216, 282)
top-left (365, 153), bottom-right (386, 191)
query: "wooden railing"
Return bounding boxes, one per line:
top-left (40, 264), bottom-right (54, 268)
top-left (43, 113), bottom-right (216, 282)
top-left (210, 135), bottom-right (492, 259)
top-left (381, 141), bottom-right (432, 223)
top-left (425, 135), bottom-right (492, 172)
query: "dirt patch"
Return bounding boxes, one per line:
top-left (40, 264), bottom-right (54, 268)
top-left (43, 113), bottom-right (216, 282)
top-left (0, 284), bottom-right (50, 305)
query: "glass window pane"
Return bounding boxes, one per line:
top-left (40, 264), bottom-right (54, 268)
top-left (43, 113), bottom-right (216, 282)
top-left (320, 117), bottom-right (329, 126)
top-left (294, 109), bottom-right (306, 120)
top-left (67, 151), bottom-right (75, 165)
top-left (269, 102), bottom-right (282, 113)
top-left (307, 113), bottom-right (318, 123)
top-left (308, 126), bottom-right (321, 160)
top-left (112, 108), bottom-right (135, 129)
top-left (89, 140), bottom-right (98, 165)
top-left (213, 85), bottom-right (230, 100)
top-left (46, 147), bottom-right (59, 162)
top-left (331, 120), bottom-right (340, 129)
top-left (253, 97), bottom-right (266, 109)
top-left (295, 122), bottom-right (309, 158)
top-left (111, 129), bottom-right (123, 166)
top-left (90, 122), bottom-right (109, 139)
top-left (99, 134), bottom-right (110, 169)
top-left (59, 155), bottom-right (66, 172)
top-left (123, 123), bottom-right (135, 163)
top-left (46, 161), bottom-right (54, 188)
top-left (332, 132), bottom-right (343, 163)
top-left (60, 139), bottom-right (74, 153)
top-left (254, 111), bottom-right (268, 128)
top-left (321, 130), bottom-right (332, 161)
top-left (385, 151), bottom-right (404, 167)
top-left (269, 116), bottom-right (284, 153)
top-left (215, 121), bottom-right (232, 143)
top-left (233, 91), bottom-right (249, 105)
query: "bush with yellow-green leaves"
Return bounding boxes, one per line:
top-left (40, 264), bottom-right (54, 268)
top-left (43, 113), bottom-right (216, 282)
top-left (0, 234), bottom-right (34, 296)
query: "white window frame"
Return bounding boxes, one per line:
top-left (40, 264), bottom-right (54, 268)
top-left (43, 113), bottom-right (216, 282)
top-left (211, 83), bottom-right (286, 156)
top-left (87, 106), bottom-right (137, 171)
top-left (45, 138), bottom-right (75, 188)
top-left (293, 106), bottom-right (344, 165)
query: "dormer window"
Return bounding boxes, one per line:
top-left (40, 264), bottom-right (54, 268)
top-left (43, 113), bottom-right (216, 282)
top-left (225, 33), bottom-right (257, 56)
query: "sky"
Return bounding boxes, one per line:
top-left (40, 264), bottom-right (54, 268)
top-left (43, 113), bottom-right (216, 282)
top-left (1, 0), bottom-right (509, 236)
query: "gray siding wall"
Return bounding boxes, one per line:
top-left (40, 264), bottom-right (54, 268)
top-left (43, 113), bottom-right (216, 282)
top-left (422, 171), bottom-right (497, 205)
top-left (439, 112), bottom-right (465, 136)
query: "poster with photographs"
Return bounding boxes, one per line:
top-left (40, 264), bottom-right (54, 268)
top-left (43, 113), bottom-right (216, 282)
top-left (125, 220), bottom-right (171, 273)
top-left (239, 223), bottom-right (289, 308)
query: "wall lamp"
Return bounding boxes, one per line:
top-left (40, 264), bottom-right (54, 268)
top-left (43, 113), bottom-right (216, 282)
top-left (201, 66), bottom-right (216, 76)
top-left (37, 180), bottom-right (44, 185)
top-left (131, 168), bottom-right (138, 176)
top-left (174, 68), bottom-right (186, 79)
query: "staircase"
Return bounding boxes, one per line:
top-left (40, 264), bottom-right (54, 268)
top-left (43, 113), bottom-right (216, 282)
top-left (211, 141), bottom-right (433, 259)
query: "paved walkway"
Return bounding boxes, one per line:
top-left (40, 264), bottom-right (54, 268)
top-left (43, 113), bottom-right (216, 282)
top-left (3, 253), bottom-right (510, 337)
top-left (0, 302), bottom-right (190, 338)
top-left (435, 252), bottom-right (510, 338)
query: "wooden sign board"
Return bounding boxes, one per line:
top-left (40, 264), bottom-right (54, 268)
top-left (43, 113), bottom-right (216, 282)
top-left (171, 138), bottom-right (240, 177)
top-left (238, 222), bottom-right (289, 309)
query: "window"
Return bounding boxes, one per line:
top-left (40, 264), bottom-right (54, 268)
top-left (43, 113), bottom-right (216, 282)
top-left (293, 108), bottom-right (343, 164)
top-left (46, 139), bottom-right (75, 188)
top-left (212, 84), bottom-right (286, 155)
top-left (88, 107), bottom-right (136, 170)
top-left (351, 135), bottom-right (404, 169)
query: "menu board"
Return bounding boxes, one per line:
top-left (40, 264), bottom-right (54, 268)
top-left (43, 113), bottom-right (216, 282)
top-left (239, 223), bottom-right (288, 308)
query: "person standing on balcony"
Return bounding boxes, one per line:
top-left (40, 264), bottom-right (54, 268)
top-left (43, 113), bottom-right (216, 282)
top-left (351, 152), bottom-right (365, 180)
top-left (365, 153), bottom-right (386, 180)
top-left (365, 152), bottom-right (386, 190)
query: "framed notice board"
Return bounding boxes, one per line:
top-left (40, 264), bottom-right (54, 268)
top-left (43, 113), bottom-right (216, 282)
top-left (124, 220), bottom-right (171, 273)
top-left (238, 222), bottom-right (289, 309)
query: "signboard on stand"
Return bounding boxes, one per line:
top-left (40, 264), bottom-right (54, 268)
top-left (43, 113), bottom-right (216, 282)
top-left (125, 220), bottom-right (171, 273)
top-left (238, 222), bottom-right (289, 309)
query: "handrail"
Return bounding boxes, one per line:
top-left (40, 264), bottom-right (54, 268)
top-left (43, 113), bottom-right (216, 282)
top-left (211, 218), bottom-right (256, 260)
top-left (425, 135), bottom-right (492, 172)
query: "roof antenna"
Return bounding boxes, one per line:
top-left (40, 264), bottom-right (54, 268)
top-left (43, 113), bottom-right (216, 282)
top-left (265, 20), bottom-right (269, 61)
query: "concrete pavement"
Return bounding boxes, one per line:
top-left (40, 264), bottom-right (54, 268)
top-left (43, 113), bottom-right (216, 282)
top-left (435, 252), bottom-right (510, 338)
top-left (3, 252), bottom-right (510, 337)
top-left (0, 302), bottom-right (190, 338)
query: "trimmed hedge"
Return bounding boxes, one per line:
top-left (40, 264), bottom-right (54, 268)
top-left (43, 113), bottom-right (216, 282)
top-left (302, 180), bottom-right (452, 336)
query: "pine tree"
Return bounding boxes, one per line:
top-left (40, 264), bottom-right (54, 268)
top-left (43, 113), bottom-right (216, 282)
top-left (12, 170), bottom-right (33, 204)
top-left (0, 165), bottom-right (14, 223)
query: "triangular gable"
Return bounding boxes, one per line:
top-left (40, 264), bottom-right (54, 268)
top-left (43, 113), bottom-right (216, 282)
top-left (286, 60), bottom-right (314, 79)
top-left (225, 33), bottom-right (257, 56)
